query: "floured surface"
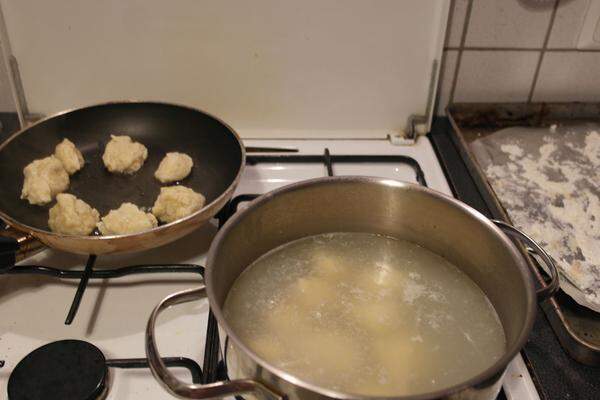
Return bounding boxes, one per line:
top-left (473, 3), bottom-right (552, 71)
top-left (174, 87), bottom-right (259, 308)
top-left (224, 232), bottom-right (506, 396)
top-left (471, 126), bottom-right (600, 311)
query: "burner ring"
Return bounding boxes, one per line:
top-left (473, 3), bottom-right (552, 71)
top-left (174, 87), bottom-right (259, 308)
top-left (8, 340), bottom-right (108, 400)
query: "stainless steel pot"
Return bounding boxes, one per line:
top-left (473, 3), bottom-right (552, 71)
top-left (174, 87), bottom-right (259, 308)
top-left (146, 176), bottom-right (559, 400)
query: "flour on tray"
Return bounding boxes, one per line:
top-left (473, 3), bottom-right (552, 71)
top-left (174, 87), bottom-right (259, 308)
top-left (475, 128), bottom-right (599, 308)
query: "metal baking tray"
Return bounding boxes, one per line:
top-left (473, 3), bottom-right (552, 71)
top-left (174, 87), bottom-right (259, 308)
top-left (447, 103), bottom-right (600, 366)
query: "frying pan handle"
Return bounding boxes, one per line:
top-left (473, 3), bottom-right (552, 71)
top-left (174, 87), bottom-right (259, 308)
top-left (146, 286), bottom-right (284, 400)
top-left (493, 220), bottom-right (560, 302)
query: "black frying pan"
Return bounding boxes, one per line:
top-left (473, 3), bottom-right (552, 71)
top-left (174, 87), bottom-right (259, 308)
top-left (0, 102), bottom-right (245, 257)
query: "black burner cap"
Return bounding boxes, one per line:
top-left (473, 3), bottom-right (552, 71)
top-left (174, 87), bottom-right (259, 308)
top-left (8, 340), bottom-right (108, 400)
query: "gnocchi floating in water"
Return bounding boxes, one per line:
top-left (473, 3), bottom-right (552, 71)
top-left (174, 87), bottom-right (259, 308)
top-left (102, 135), bottom-right (148, 174)
top-left (310, 251), bottom-right (343, 280)
top-left (97, 202), bottom-right (158, 235)
top-left (21, 155), bottom-right (70, 205)
top-left (224, 232), bottom-right (506, 396)
top-left (291, 276), bottom-right (336, 309)
top-left (48, 193), bottom-right (99, 235)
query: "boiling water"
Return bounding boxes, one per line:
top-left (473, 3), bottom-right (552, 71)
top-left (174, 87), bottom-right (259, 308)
top-left (223, 233), bottom-right (506, 396)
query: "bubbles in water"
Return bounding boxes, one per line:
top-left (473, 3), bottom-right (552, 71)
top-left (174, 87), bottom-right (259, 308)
top-left (224, 232), bottom-right (506, 396)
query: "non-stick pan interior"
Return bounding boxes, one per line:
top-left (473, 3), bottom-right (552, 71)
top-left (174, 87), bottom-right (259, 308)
top-left (0, 102), bottom-right (243, 233)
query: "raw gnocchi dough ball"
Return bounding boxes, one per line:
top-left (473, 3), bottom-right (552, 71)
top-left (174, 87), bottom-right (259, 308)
top-left (54, 138), bottom-right (84, 174)
top-left (151, 185), bottom-right (205, 223)
top-left (48, 193), bottom-right (99, 235)
top-left (102, 135), bottom-right (148, 174)
top-left (97, 202), bottom-right (158, 235)
top-left (154, 152), bottom-right (193, 183)
top-left (21, 155), bottom-right (70, 205)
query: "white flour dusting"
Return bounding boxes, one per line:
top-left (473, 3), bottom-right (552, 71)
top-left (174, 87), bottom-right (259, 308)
top-left (480, 129), bottom-right (599, 308)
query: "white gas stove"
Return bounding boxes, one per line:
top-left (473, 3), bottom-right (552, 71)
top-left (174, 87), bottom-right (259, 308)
top-left (0, 1), bottom-right (542, 397)
top-left (0, 137), bottom-right (539, 400)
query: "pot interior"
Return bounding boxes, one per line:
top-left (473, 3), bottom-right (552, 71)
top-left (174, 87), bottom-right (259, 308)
top-left (207, 177), bottom-right (535, 393)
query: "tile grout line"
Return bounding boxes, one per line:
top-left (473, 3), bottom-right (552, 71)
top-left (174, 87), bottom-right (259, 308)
top-left (445, 46), bottom-right (541, 51)
top-left (535, 47), bottom-right (600, 52)
top-left (448, 0), bottom-right (474, 104)
top-left (527, 0), bottom-right (560, 102)
top-left (445, 46), bottom-right (600, 52)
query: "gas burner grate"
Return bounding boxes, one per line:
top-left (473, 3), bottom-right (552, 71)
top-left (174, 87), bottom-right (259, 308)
top-left (247, 148), bottom-right (428, 185)
top-left (7, 339), bottom-right (202, 400)
top-left (2, 149), bottom-right (427, 325)
top-left (6, 261), bottom-right (204, 324)
top-left (106, 357), bottom-right (203, 384)
top-left (2, 148), bottom-right (431, 389)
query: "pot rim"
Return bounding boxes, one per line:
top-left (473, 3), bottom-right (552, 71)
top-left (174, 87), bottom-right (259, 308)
top-left (206, 176), bottom-right (537, 400)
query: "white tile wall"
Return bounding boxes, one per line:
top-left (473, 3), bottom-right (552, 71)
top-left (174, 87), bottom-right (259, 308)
top-left (436, 0), bottom-right (600, 112)
top-left (466, 0), bottom-right (554, 48)
top-left (454, 51), bottom-right (539, 102)
top-left (548, 0), bottom-right (589, 48)
top-left (533, 51), bottom-right (600, 101)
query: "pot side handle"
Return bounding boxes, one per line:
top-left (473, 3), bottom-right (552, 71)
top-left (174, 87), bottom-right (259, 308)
top-left (145, 286), bottom-right (284, 400)
top-left (492, 220), bottom-right (560, 302)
